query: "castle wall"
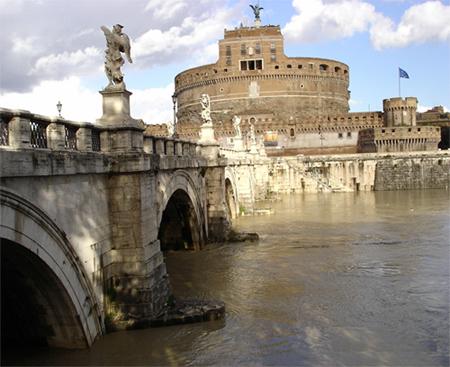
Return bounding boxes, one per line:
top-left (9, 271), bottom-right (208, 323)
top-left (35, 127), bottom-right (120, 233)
top-left (358, 126), bottom-right (441, 153)
top-left (383, 97), bottom-right (417, 127)
top-left (174, 25), bottom-right (350, 129)
top-left (225, 152), bottom-right (450, 213)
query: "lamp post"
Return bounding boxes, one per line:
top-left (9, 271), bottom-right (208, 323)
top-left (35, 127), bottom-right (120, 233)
top-left (56, 101), bottom-right (62, 118)
top-left (171, 94), bottom-right (177, 138)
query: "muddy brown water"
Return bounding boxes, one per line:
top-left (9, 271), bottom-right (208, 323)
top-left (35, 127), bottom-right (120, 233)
top-left (3, 190), bottom-right (449, 366)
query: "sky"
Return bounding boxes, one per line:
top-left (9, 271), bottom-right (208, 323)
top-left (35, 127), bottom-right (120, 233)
top-left (1, 0), bottom-right (449, 124)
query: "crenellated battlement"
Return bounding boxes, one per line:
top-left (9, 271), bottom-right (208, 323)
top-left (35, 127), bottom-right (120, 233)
top-left (383, 97), bottom-right (417, 127)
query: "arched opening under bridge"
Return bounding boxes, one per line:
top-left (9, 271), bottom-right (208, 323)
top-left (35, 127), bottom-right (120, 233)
top-left (158, 189), bottom-right (203, 252)
top-left (1, 239), bottom-right (88, 351)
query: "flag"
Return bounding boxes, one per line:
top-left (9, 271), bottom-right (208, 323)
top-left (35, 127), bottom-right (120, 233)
top-left (399, 68), bottom-right (409, 79)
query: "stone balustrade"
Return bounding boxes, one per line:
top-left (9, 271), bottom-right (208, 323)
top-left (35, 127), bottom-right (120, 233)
top-left (0, 108), bottom-right (102, 153)
top-left (0, 108), bottom-right (200, 157)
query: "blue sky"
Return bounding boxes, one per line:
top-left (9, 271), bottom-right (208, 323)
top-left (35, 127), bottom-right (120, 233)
top-left (1, 0), bottom-right (449, 123)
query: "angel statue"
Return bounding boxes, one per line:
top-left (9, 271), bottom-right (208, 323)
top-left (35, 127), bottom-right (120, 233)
top-left (250, 122), bottom-right (256, 145)
top-left (250, 3), bottom-right (264, 21)
top-left (232, 115), bottom-right (242, 138)
top-left (200, 94), bottom-right (212, 125)
top-left (100, 24), bottom-right (132, 89)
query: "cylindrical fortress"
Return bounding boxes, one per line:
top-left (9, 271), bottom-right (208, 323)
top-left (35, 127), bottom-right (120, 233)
top-left (383, 97), bottom-right (418, 127)
top-left (174, 25), bottom-right (350, 135)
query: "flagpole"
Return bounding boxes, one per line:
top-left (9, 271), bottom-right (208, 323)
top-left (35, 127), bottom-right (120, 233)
top-left (399, 71), bottom-right (401, 97)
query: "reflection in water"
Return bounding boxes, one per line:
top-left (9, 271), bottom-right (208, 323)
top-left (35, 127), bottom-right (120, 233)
top-left (3, 190), bottom-right (449, 366)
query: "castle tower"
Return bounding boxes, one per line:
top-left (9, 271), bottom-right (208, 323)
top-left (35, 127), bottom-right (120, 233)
top-left (383, 97), bottom-right (418, 127)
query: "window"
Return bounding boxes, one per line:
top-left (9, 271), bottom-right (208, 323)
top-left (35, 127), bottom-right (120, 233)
top-left (255, 43), bottom-right (261, 54)
top-left (287, 64), bottom-right (292, 69)
top-left (290, 128), bottom-right (295, 137)
top-left (344, 70), bottom-right (348, 75)
top-left (271, 54), bottom-right (276, 62)
top-left (347, 132), bottom-right (352, 138)
top-left (319, 64), bottom-right (329, 71)
top-left (226, 45), bottom-right (231, 56)
top-left (335, 66), bottom-right (341, 73)
top-left (240, 59), bottom-right (263, 71)
top-left (338, 133), bottom-right (343, 139)
top-left (241, 44), bottom-right (246, 56)
top-left (298, 65), bottom-right (303, 69)
top-left (270, 43), bottom-right (276, 52)
top-left (275, 65), bottom-right (279, 69)
top-left (226, 57), bottom-right (232, 65)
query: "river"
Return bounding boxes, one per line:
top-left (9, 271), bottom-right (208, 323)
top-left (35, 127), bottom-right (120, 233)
top-left (3, 189), bottom-right (449, 366)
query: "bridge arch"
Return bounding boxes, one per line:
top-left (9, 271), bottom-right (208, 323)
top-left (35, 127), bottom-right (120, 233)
top-left (0, 188), bottom-right (103, 349)
top-left (224, 167), bottom-right (239, 219)
top-left (157, 170), bottom-right (206, 250)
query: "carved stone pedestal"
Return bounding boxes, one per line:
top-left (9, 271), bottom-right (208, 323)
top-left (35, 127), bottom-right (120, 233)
top-left (96, 87), bottom-right (145, 152)
top-left (198, 122), bottom-right (216, 144)
top-left (233, 137), bottom-right (245, 152)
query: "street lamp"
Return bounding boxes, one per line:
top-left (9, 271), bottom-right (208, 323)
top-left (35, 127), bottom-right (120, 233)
top-left (56, 101), bottom-right (62, 118)
top-left (171, 94), bottom-right (177, 138)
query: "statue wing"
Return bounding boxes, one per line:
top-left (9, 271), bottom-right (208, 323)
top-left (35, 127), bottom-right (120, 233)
top-left (122, 33), bottom-right (133, 63)
top-left (250, 4), bottom-right (255, 12)
top-left (100, 25), bottom-right (113, 41)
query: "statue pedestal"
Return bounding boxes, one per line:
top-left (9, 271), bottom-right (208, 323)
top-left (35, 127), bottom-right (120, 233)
top-left (233, 137), bottom-right (245, 152)
top-left (96, 87), bottom-right (145, 152)
top-left (198, 122), bottom-right (216, 144)
top-left (198, 122), bottom-right (219, 159)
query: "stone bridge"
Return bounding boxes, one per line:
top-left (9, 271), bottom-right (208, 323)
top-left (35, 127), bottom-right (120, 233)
top-left (0, 108), bottom-right (232, 348)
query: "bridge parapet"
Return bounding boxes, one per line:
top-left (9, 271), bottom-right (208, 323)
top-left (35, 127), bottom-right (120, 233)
top-left (0, 107), bottom-right (203, 161)
top-left (0, 107), bottom-right (102, 152)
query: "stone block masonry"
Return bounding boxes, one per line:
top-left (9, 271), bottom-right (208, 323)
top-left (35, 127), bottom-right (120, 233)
top-left (224, 151), bottom-right (450, 213)
top-left (374, 155), bottom-right (450, 191)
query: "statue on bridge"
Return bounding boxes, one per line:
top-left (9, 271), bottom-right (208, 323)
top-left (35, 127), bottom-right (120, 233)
top-left (100, 24), bottom-right (132, 89)
top-left (232, 115), bottom-right (242, 138)
top-left (249, 121), bottom-right (256, 145)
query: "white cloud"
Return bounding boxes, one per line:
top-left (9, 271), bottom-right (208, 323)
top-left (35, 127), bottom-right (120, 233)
top-left (283, 0), bottom-right (378, 43)
top-left (417, 104), bottom-right (431, 113)
top-left (0, 77), bottom-right (101, 122)
top-left (145, 0), bottom-right (188, 20)
top-left (417, 104), bottom-right (449, 113)
top-left (12, 36), bottom-right (39, 54)
top-left (0, 77), bottom-right (174, 124)
top-left (133, 83), bottom-right (174, 124)
top-left (370, 1), bottom-right (450, 49)
top-left (283, 0), bottom-right (450, 49)
top-left (30, 47), bottom-right (103, 79)
top-left (133, 8), bottom-right (233, 65)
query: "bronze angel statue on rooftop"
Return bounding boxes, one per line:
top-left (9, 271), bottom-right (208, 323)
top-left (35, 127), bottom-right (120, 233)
top-left (250, 3), bottom-right (263, 21)
top-left (100, 24), bottom-right (132, 89)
